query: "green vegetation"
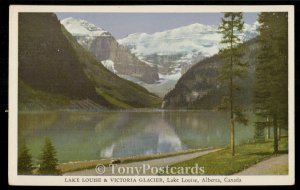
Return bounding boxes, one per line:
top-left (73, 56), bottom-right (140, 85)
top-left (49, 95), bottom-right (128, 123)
top-left (17, 13), bottom-right (289, 176)
top-left (18, 13), bottom-right (161, 110)
top-left (18, 142), bottom-right (33, 175)
top-left (170, 137), bottom-right (288, 175)
top-left (38, 138), bottom-right (61, 175)
top-left (254, 122), bottom-right (266, 142)
top-left (218, 13), bottom-right (248, 156)
top-left (163, 38), bottom-right (258, 110)
top-left (58, 148), bottom-right (212, 173)
top-left (256, 160), bottom-right (288, 175)
top-left (95, 88), bottom-right (132, 108)
top-left (19, 80), bottom-right (71, 111)
top-left (254, 13), bottom-right (288, 153)
top-left (61, 25), bottom-right (162, 109)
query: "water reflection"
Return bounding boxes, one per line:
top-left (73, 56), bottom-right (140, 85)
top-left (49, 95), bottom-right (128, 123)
top-left (18, 111), bottom-right (255, 163)
top-left (102, 119), bottom-right (184, 158)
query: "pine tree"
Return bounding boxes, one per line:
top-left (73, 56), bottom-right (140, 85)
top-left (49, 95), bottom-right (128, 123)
top-left (38, 138), bottom-right (60, 175)
top-left (254, 122), bottom-right (266, 142)
top-left (18, 142), bottom-right (33, 175)
top-left (218, 12), bottom-right (248, 156)
top-left (254, 12), bottom-right (288, 153)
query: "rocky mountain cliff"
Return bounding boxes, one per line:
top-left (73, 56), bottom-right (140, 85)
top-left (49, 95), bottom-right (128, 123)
top-left (19, 13), bottom-right (161, 110)
top-left (61, 18), bottom-right (159, 84)
top-left (162, 39), bottom-right (259, 110)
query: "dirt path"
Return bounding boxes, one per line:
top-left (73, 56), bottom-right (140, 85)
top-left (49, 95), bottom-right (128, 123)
top-left (63, 149), bottom-right (220, 176)
top-left (236, 154), bottom-right (288, 175)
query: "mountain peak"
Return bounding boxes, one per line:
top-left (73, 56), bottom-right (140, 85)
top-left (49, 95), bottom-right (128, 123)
top-left (61, 17), bottom-right (111, 37)
top-left (118, 21), bottom-right (258, 57)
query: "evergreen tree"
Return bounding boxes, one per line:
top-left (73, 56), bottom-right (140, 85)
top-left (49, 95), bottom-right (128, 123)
top-left (18, 142), bottom-right (33, 175)
top-left (218, 12), bottom-right (248, 156)
top-left (254, 12), bottom-right (288, 153)
top-left (254, 122), bottom-right (266, 142)
top-left (38, 138), bottom-right (60, 175)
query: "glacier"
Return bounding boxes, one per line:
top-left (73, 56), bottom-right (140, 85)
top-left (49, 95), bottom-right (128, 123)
top-left (118, 22), bottom-right (259, 60)
top-left (61, 17), bottom-right (111, 49)
top-left (117, 21), bottom-right (259, 96)
top-left (101, 60), bottom-right (117, 74)
top-left (61, 17), bottom-right (259, 97)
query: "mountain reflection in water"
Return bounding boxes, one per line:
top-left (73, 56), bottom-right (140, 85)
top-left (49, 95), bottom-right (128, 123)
top-left (100, 119), bottom-right (183, 158)
top-left (19, 111), bottom-right (255, 163)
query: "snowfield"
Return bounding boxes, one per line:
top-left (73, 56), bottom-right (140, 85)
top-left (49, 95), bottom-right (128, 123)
top-left (61, 17), bottom-right (112, 49)
top-left (101, 60), bottom-right (117, 74)
top-left (117, 21), bottom-right (259, 96)
top-left (61, 17), bottom-right (259, 97)
top-left (118, 22), bottom-right (259, 58)
top-left (61, 17), bottom-right (111, 37)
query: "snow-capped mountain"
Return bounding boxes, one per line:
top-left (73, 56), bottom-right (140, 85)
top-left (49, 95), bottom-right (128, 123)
top-left (61, 17), bottom-right (111, 49)
top-left (118, 22), bottom-right (259, 73)
top-left (61, 17), bottom-right (259, 97)
top-left (61, 17), bottom-right (159, 84)
top-left (118, 22), bottom-right (258, 96)
top-left (117, 22), bottom-right (259, 96)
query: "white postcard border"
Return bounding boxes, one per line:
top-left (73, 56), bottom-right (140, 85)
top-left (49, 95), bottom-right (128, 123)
top-left (9, 5), bottom-right (295, 186)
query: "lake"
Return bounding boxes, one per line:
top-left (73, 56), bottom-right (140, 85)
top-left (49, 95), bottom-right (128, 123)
top-left (18, 110), bottom-right (256, 164)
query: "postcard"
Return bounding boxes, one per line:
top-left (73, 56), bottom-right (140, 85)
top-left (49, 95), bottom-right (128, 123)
top-left (9, 5), bottom-right (295, 186)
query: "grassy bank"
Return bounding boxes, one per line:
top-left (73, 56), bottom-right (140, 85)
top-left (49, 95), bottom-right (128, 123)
top-left (169, 137), bottom-right (288, 175)
top-left (58, 147), bottom-right (214, 173)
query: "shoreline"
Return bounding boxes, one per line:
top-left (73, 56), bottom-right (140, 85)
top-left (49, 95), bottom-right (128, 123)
top-left (18, 109), bottom-right (228, 114)
top-left (57, 147), bottom-right (218, 174)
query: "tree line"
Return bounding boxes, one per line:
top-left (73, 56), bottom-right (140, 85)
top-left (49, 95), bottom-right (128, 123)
top-left (218, 12), bottom-right (288, 156)
top-left (18, 138), bottom-right (60, 175)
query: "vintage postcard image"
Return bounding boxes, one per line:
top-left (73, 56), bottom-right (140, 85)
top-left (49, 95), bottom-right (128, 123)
top-left (9, 5), bottom-right (294, 186)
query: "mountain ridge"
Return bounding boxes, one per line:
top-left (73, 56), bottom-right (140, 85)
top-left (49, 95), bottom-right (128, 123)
top-left (117, 21), bottom-right (259, 97)
top-left (61, 17), bottom-right (159, 84)
top-left (118, 21), bottom-right (258, 57)
top-left (19, 13), bottom-right (161, 110)
top-left (162, 38), bottom-right (259, 110)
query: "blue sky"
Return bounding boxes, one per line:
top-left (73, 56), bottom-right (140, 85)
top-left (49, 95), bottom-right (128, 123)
top-left (56, 13), bottom-right (258, 39)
